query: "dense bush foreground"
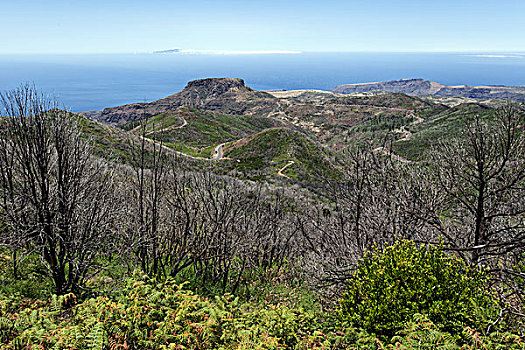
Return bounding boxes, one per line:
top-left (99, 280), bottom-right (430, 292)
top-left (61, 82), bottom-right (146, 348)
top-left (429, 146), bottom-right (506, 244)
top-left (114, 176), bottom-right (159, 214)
top-left (1, 242), bottom-right (523, 349)
top-left (0, 280), bottom-right (522, 349)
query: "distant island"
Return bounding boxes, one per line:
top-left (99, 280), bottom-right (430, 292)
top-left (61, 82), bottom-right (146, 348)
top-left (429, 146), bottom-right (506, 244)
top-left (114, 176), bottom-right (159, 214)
top-left (153, 49), bottom-right (181, 54)
top-left (153, 49), bottom-right (302, 55)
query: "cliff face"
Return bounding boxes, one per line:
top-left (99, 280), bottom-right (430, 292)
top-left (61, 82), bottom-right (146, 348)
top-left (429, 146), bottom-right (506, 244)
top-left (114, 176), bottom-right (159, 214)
top-left (92, 78), bottom-right (277, 126)
top-left (183, 78), bottom-right (252, 97)
top-left (332, 79), bottom-right (525, 102)
top-left (332, 79), bottom-right (445, 96)
top-left (434, 86), bottom-right (525, 101)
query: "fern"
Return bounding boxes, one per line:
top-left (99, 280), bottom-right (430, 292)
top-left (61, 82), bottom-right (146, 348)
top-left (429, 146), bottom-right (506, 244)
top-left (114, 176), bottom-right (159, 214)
top-left (1, 274), bottom-right (522, 349)
top-left (88, 322), bottom-right (107, 350)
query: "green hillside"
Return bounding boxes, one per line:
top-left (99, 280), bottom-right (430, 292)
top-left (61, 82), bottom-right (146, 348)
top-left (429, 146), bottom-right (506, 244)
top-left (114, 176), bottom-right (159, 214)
top-left (1, 83), bottom-right (524, 349)
top-left (126, 106), bottom-right (276, 158)
top-left (76, 114), bottom-right (142, 162)
top-left (392, 103), bottom-right (494, 160)
top-left (222, 127), bottom-right (339, 182)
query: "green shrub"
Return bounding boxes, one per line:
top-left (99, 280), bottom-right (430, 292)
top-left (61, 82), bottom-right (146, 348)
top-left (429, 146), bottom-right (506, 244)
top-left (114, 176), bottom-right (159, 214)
top-left (340, 240), bottom-right (497, 339)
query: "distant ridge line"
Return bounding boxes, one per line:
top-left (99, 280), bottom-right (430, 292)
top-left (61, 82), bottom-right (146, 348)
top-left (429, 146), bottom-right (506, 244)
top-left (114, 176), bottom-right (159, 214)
top-left (332, 78), bottom-right (525, 102)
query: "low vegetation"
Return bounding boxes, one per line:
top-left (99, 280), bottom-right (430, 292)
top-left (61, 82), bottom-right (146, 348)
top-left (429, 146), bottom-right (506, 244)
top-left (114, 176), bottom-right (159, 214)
top-left (2, 248), bottom-right (523, 349)
top-left (340, 240), bottom-right (496, 340)
top-left (0, 85), bottom-right (524, 349)
top-left (222, 128), bottom-right (338, 182)
top-left (127, 106), bottom-right (274, 158)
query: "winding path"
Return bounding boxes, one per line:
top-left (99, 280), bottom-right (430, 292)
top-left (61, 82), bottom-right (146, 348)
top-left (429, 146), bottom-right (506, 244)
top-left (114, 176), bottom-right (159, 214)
top-left (394, 125), bottom-right (413, 141)
top-left (135, 115), bottom-right (219, 161)
top-left (373, 111), bottom-right (424, 163)
top-left (277, 160), bottom-right (295, 179)
top-left (145, 116), bottom-right (187, 136)
top-left (130, 114), bottom-right (188, 134)
top-left (138, 135), bottom-right (209, 161)
top-left (213, 143), bottom-right (226, 161)
top-left (393, 111), bottom-right (423, 142)
top-left (372, 147), bottom-right (410, 163)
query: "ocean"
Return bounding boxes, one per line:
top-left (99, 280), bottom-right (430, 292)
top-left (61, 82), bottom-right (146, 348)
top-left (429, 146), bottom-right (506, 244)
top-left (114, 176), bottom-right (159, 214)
top-left (1, 52), bottom-right (524, 112)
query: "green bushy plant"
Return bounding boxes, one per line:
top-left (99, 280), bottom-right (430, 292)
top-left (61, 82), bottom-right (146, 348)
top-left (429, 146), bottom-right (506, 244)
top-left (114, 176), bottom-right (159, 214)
top-left (340, 240), bottom-right (497, 340)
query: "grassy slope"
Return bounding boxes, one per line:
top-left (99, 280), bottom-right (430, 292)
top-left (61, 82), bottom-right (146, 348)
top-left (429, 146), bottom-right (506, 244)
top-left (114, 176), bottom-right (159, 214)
top-left (339, 92), bottom-right (435, 109)
top-left (76, 114), bottom-right (138, 162)
top-left (127, 106), bottom-right (276, 158)
top-left (76, 114), bottom-right (179, 168)
top-left (392, 103), bottom-right (493, 160)
top-left (81, 97), bottom-right (517, 180)
top-left (222, 128), bottom-right (339, 183)
top-left (338, 101), bottom-right (497, 160)
top-left (285, 93), bottom-right (442, 151)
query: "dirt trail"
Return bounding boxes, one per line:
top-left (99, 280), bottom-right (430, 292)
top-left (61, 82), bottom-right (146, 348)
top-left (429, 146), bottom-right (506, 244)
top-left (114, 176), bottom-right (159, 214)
top-left (373, 147), bottom-right (411, 163)
top-left (136, 115), bottom-right (232, 161)
top-left (265, 101), bottom-right (289, 122)
top-left (130, 114), bottom-right (188, 134)
top-left (212, 143), bottom-right (227, 161)
top-left (145, 116), bottom-right (187, 136)
top-left (374, 111), bottom-right (424, 163)
top-left (138, 135), bottom-right (209, 161)
top-left (277, 160), bottom-right (295, 179)
top-left (410, 112), bottom-right (424, 125)
top-left (394, 125), bottom-right (412, 141)
top-left (341, 104), bottom-right (410, 112)
top-left (130, 123), bottom-right (143, 133)
top-left (393, 111), bottom-right (424, 142)
top-left (132, 114), bottom-right (212, 161)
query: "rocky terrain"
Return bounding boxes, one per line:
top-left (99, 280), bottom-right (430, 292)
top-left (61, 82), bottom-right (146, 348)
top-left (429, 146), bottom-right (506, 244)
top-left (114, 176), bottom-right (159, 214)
top-left (332, 79), bottom-right (445, 96)
top-left (80, 77), bottom-right (524, 183)
top-left (84, 78), bottom-right (278, 126)
top-left (332, 78), bottom-right (525, 102)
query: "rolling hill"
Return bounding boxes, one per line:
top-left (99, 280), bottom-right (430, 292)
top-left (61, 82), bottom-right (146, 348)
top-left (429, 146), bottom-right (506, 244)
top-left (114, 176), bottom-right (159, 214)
top-left (221, 128), bottom-right (339, 183)
top-left (78, 77), bottom-right (524, 185)
top-left (123, 105), bottom-right (278, 158)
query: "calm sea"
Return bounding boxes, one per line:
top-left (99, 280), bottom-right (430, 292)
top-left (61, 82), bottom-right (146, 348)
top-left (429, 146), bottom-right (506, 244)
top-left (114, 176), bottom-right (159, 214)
top-left (1, 52), bottom-right (524, 112)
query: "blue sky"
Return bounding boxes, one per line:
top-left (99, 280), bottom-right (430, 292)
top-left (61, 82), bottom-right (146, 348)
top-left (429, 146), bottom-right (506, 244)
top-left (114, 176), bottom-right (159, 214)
top-left (2, 0), bottom-right (524, 54)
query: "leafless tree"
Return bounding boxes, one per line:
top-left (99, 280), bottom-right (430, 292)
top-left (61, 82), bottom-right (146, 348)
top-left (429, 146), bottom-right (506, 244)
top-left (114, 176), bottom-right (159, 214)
top-left (124, 116), bottom-right (168, 277)
top-left (426, 106), bottom-right (525, 318)
top-left (122, 123), bottom-right (300, 293)
top-left (427, 107), bottom-right (525, 262)
top-left (191, 177), bottom-right (298, 294)
top-left (0, 85), bottom-right (118, 295)
top-left (295, 144), bottom-right (449, 300)
top-left (298, 150), bottom-right (397, 286)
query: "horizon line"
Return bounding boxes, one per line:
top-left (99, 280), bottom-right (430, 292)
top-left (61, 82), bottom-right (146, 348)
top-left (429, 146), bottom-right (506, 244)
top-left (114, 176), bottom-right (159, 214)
top-left (1, 50), bottom-right (525, 56)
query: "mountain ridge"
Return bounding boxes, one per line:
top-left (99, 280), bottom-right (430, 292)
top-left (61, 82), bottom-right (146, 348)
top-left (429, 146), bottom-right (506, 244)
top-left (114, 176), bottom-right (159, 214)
top-left (81, 78), bottom-right (525, 127)
top-left (85, 78), bottom-right (277, 126)
top-left (332, 78), bottom-right (525, 101)
top-left (74, 77), bottom-right (525, 183)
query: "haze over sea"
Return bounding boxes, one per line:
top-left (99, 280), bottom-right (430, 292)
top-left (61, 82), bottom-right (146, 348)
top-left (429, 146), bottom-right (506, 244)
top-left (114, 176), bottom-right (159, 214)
top-left (1, 52), bottom-right (525, 112)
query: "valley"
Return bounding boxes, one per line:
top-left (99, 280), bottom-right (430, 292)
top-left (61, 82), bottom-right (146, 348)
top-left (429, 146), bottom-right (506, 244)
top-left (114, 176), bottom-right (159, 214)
top-left (2, 78), bottom-right (524, 349)
top-left (3, 0), bottom-right (525, 347)
top-left (79, 77), bottom-right (524, 184)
